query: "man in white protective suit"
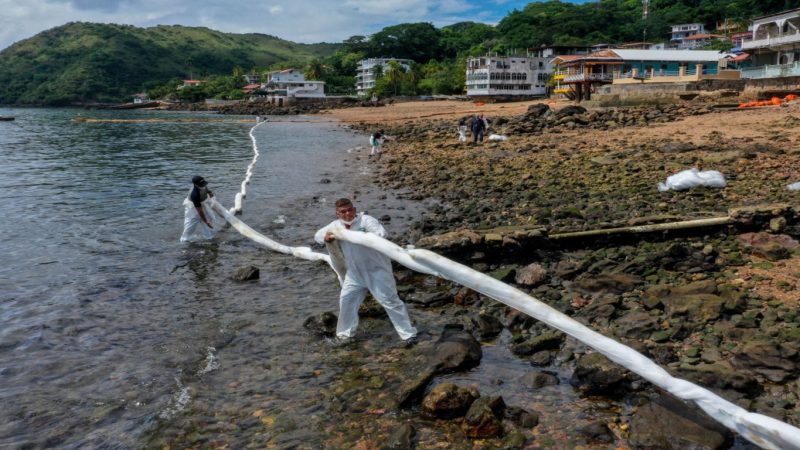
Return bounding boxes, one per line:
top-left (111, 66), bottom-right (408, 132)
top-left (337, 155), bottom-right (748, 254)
top-left (180, 175), bottom-right (217, 242)
top-left (315, 198), bottom-right (418, 347)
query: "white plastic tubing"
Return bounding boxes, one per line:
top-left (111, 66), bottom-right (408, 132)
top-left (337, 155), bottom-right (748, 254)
top-left (214, 122), bottom-right (800, 450)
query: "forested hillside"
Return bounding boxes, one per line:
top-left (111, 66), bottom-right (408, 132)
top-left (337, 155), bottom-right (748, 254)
top-left (496, 0), bottom-right (800, 49)
top-left (0, 22), bottom-right (337, 105)
top-left (2, 1), bottom-right (800, 104)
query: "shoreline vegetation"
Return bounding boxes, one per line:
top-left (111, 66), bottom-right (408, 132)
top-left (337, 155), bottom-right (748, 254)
top-left (145, 99), bottom-right (800, 448)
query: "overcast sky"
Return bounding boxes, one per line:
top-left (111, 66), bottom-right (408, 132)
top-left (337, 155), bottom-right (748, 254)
top-left (0, 0), bottom-right (590, 51)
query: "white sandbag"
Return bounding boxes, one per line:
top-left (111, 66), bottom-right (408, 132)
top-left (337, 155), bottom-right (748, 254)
top-left (658, 168), bottom-right (726, 192)
top-left (788, 182), bottom-right (800, 191)
top-left (488, 134), bottom-right (507, 141)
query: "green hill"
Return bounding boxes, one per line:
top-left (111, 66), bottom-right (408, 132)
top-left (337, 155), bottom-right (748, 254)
top-left (0, 22), bottom-right (338, 105)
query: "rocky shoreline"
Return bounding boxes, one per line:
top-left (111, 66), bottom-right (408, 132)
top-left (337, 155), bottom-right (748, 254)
top-left (154, 101), bottom-right (799, 449)
top-left (302, 102), bottom-right (800, 448)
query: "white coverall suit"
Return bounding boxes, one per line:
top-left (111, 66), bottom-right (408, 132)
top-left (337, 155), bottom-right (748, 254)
top-left (315, 214), bottom-right (417, 340)
top-left (180, 190), bottom-right (217, 242)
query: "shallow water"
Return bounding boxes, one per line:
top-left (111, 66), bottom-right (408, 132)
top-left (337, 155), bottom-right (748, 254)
top-left (0, 108), bottom-right (421, 447)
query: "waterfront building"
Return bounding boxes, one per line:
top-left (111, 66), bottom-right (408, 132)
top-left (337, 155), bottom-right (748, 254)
top-left (355, 58), bottom-right (413, 97)
top-left (552, 49), bottom-right (737, 101)
top-left (465, 54), bottom-right (549, 99)
top-left (740, 8), bottom-right (800, 79)
top-left (261, 69), bottom-right (325, 105)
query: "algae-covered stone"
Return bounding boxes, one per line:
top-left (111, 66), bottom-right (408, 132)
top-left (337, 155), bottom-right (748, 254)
top-left (421, 383), bottom-right (478, 419)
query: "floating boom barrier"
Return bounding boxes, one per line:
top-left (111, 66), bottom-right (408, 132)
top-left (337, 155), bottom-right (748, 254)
top-left (210, 122), bottom-right (800, 450)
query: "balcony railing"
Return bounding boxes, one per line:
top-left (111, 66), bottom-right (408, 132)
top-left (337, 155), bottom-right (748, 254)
top-left (741, 62), bottom-right (800, 79)
top-left (742, 32), bottom-right (800, 49)
top-left (563, 73), bottom-right (613, 83)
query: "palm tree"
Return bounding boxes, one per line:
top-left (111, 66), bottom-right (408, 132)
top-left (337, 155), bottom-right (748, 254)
top-left (385, 60), bottom-right (405, 96)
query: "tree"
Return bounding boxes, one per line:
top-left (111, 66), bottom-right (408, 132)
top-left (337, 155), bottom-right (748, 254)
top-left (369, 23), bottom-right (443, 62)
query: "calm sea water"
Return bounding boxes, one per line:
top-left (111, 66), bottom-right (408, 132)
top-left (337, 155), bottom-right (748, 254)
top-left (0, 107), bottom-right (383, 448)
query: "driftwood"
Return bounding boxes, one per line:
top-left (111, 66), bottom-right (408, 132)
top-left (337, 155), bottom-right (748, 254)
top-left (549, 216), bottom-right (734, 240)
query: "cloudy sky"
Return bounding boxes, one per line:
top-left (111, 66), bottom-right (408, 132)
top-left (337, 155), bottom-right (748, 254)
top-left (0, 0), bottom-right (590, 51)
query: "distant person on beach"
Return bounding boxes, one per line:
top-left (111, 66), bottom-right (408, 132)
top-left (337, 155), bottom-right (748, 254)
top-left (180, 175), bottom-right (217, 242)
top-left (471, 114), bottom-right (486, 143)
top-left (314, 198), bottom-right (418, 347)
top-left (458, 117), bottom-right (467, 142)
top-left (369, 130), bottom-right (384, 158)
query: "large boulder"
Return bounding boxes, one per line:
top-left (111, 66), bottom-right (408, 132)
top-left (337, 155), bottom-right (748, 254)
top-left (428, 325), bottom-right (483, 374)
top-left (555, 105), bottom-right (587, 118)
top-left (570, 352), bottom-right (628, 395)
top-left (472, 312), bottom-right (504, 339)
top-left (611, 311), bottom-right (661, 340)
top-left (462, 396), bottom-right (506, 438)
top-left (736, 232), bottom-right (799, 261)
top-left (629, 394), bottom-right (732, 449)
top-left (677, 361), bottom-right (762, 397)
top-left (421, 383), bottom-right (478, 419)
top-left (415, 229), bottom-right (482, 254)
top-left (732, 340), bottom-right (798, 382)
top-left (526, 103), bottom-right (550, 118)
top-left (662, 294), bottom-right (726, 322)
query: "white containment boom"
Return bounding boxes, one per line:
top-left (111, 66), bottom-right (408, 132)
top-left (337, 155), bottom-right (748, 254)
top-left (326, 228), bottom-right (800, 450)
top-left (213, 120), bottom-right (800, 450)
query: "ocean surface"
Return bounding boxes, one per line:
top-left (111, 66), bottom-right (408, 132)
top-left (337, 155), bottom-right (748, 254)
top-left (0, 107), bottom-right (398, 447)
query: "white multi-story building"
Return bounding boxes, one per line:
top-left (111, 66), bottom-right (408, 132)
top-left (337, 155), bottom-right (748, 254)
top-left (355, 58), bottom-right (413, 97)
top-left (465, 55), bottom-right (549, 98)
top-left (741, 8), bottom-right (800, 66)
top-left (261, 69), bottom-right (325, 105)
top-left (671, 23), bottom-right (707, 43)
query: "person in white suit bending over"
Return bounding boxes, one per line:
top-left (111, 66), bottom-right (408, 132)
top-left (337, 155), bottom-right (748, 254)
top-left (315, 198), bottom-right (418, 347)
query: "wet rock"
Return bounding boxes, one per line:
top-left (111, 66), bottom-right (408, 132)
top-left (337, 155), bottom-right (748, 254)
top-left (660, 141), bottom-right (695, 153)
top-left (359, 297), bottom-right (388, 317)
top-left (577, 296), bottom-right (621, 323)
top-left (415, 229), bottom-right (482, 254)
top-left (490, 266), bottom-right (516, 282)
top-left (629, 394), bottom-right (732, 449)
top-left (611, 311), bottom-right (660, 340)
top-left (302, 312), bottom-right (337, 337)
top-left (572, 272), bottom-right (642, 295)
top-left (677, 361), bottom-right (762, 397)
top-left (736, 232), bottom-right (798, 261)
top-left (405, 290), bottom-right (452, 307)
top-left (504, 406), bottom-right (539, 428)
top-left (570, 352), bottom-right (628, 395)
top-left (397, 369), bottom-right (435, 408)
top-left (514, 263), bottom-right (548, 286)
top-left (526, 103), bottom-right (550, 118)
top-left (385, 422), bottom-right (415, 450)
top-left (462, 396), bottom-right (506, 438)
top-left (670, 279), bottom-right (718, 296)
top-left (453, 287), bottom-right (479, 306)
top-left (428, 325), bottom-right (483, 374)
top-left (421, 383), bottom-right (478, 419)
top-left (472, 312), bottom-right (504, 339)
top-left (732, 341), bottom-right (798, 382)
top-left (529, 350), bottom-right (553, 366)
top-left (520, 371), bottom-right (559, 389)
top-left (663, 294), bottom-right (725, 322)
top-left (577, 421), bottom-right (614, 444)
top-left (232, 265), bottom-right (259, 281)
top-left (510, 330), bottom-right (564, 356)
top-left (555, 105), bottom-right (587, 118)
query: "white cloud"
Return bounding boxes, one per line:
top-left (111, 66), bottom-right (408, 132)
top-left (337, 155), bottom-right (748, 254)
top-left (0, 0), bottom-right (529, 50)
